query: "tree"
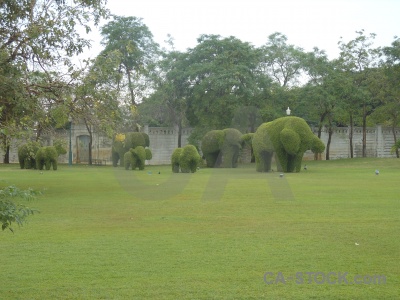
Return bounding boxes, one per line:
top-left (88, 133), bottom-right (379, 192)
top-left (140, 50), bottom-right (190, 147)
top-left (184, 35), bottom-right (263, 129)
top-left (99, 16), bottom-right (159, 107)
top-left (0, 0), bottom-right (109, 162)
top-left (259, 32), bottom-right (307, 88)
top-left (337, 30), bottom-right (381, 157)
top-left (371, 37), bottom-right (400, 157)
top-left (70, 55), bottom-right (121, 165)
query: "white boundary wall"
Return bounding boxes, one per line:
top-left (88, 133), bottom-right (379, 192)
top-left (1, 125), bottom-right (399, 165)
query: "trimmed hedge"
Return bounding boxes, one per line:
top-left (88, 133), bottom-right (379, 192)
top-left (112, 132), bottom-right (152, 167)
top-left (171, 145), bottom-right (201, 173)
top-left (18, 141), bottom-right (42, 169)
top-left (124, 146), bottom-right (147, 170)
top-left (253, 116), bottom-right (325, 173)
top-left (201, 128), bottom-right (243, 168)
top-left (36, 147), bottom-right (59, 170)
top-left (171, 148), bottom-right (183, 173)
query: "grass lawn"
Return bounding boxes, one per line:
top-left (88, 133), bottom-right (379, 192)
top-left (0, 158), bottom-right (399, 299)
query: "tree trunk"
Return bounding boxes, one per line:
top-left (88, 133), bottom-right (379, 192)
top-left (315, 112), bottom-right (327, 160)
top-left (392, 123), bottom-right (399, 158)
top-left (349, 113), bottom-right (354, 158)
top-left (3, 145), bottom-right (10, 164)
top-left (84, 119), bottom-right (93, 165)
top-left (326, 115), bottom-right (333, 160)
top-left (126, 69), bottom-right (136, 106)
top-left (177, 123), bottom-right (182, 148)
top-left (362, 104), bottom-right (367, 157)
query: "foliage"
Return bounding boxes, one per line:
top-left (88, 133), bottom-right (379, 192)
top-left (112, 132), bottom-right (150, 167)
top-left (145, 148), bottom-right (152, 160)
top-left (391, 140), bottom-right (400, 154)
top-left (259, 32), bottom-right (307, 87)
top-left (171, 148), bottom-right (183, 173)
top-left (201, 128), bottom-right (243, 168)
top-left (18, 141), bottom-right (42, 169)
top-left (0, 185), bottom-right (40, 232)
top-left (171, 145), bottom-right (200, 173)
top-left (253, 116), bottom-right (325, 172)
top-left (124, 146), bottom-right (147, 171)
top-left (0, 0), bottom-right (109, 161)
top-left (99, 15), bottom-right (159, 106)
top-left (36, 146), bottom-right (59, 170)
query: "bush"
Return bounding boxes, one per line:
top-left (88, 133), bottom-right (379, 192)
top-left (124, 146), bottom-right (147, 171)
top-left (171, 145), bottom-right (200, 173)
top-left (18, 141), bottom-right (41, 169)
top-left (145, 148), bottom-right (152, 160)
top-left (171, 148), bottom-right (183, 173)
top-left (0, 185), bottom-right (40, 232)
top-left (112, 132), bottom-right (151, 167)
top-left (253, 116), bottom-right (325, 172)
top-left (36, 146), bottom-right (59, 170)
top-left (179, 145), bottom-right (201, 173)
top-left (201, 128), bottom-right (243, 168)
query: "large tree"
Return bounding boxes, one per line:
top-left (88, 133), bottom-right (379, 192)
top-left (337, 30), bottom-right (381, 157)
top-left (99, 16), bottom-right (159, 107)
top-left (184, 35), bottom-right (265, 129)
top-left (259, 32), bottom-right (307, 88)
top-left (0, 0), bottom-right (109, 162)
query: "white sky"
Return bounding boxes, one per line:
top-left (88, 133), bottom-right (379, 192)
top-left (81, 0), bottom-right (399, 59)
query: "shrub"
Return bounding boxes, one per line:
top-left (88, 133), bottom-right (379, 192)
top-left (18, 141), bottom-right (42, 169)
top-left (253, 116), bottom-right (325, 173)
top-left (179, 145), bottom-right (201, 173)
top-left (201, 128), bottom-right (243, 168)
top-left (171, 145), bottom-right (200, 173)
top-left (36, 146), bottom-right (59, 170)
top-left (171, 148), bottom-right (183, 173)
top-left (145, 148), bottom-right (152, 160)
top-left (112, 132), bottom-right (150, 167)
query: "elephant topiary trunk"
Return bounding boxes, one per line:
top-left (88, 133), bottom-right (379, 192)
top-left (252, 116), bottom-right (325, 173)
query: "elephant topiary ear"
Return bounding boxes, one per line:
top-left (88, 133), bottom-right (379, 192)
top-left (280, 128), bottom-right (300, 155)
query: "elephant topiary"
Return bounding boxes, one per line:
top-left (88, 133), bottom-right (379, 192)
top-left (18, 141), bottom-right (42, 169)
top-left (252, 116), bottom-right (325, 173)
top-left (35, 141), bottom-right (67, 171)
top-left (112, 132), bottom-right (150, 167)
top-left (171, 145), bottom-right (201, 173)
top-left (124, 146), bottom-right (148, 170)
top-left (201, 128), bottom-right (243, 168)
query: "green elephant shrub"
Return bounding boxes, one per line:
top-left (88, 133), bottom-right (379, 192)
top-left (124, 146), bottom-right (147, 170)
top-left (171, 148), bottom-right (183, 173)
top-left (36, 147), bottom-right (59, 170)
top-left (171, 145), bottom-right (201, 173)
top-left (18, 141), bottom-right (42, 169)
top-left (201, 128), bottom-right (243, 168)
top-left (35, 141), bottom-right (67, 171)
top-left (253, 116), bottom-right (325, 173)
top-left (112, 132), bottom-right (151, 167)
top-left (179, 145), bottom-right (201, 173)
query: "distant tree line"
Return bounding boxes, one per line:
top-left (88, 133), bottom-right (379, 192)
top-left (1, 1), bottom-right (399, 163)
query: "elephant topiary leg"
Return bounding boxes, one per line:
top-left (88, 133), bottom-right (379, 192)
top-left (256, 151), bottom-right (273, 172)
top-left (52, 160), bottom-right (58, 170)
top-left (205, 152), bottom-right (220, 168)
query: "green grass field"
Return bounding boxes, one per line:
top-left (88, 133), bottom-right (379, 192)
top-left (0, 158), bottom-right (399, 299)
